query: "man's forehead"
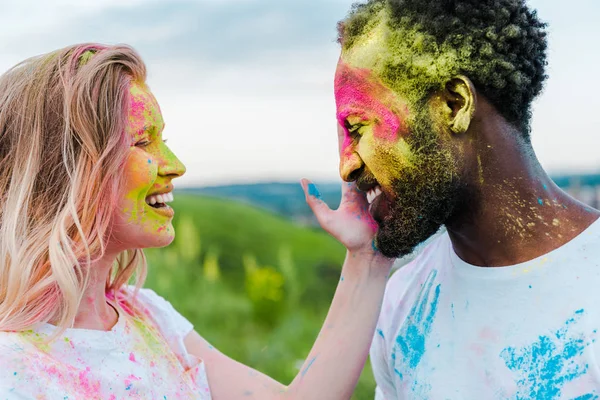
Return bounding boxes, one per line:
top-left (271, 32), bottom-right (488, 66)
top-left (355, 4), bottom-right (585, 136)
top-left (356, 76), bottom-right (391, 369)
top-left (340, 9), bottom-right (391, 73)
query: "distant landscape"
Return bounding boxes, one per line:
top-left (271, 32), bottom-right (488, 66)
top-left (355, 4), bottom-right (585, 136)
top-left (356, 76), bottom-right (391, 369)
top-left (182, 172), bottom-right (600, 223)
top-left (180, 182), bottom-right (341, 225)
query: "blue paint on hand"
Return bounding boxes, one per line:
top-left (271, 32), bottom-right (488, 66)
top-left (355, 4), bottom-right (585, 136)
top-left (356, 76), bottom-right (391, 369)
top-left (302, 356), bottom-right (318, 377)
top-left (538, 198), bottom-right (544, 206)
top-left (307, 183), bottom-right (322, 200)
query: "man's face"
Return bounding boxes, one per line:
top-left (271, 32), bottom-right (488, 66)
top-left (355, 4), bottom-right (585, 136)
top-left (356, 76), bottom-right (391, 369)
top-left (334, 53), bottom-right (464, 258)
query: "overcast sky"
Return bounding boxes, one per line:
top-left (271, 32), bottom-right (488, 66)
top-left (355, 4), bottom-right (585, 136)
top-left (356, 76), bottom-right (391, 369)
top-left (1, 0), bottom-right (598, 186)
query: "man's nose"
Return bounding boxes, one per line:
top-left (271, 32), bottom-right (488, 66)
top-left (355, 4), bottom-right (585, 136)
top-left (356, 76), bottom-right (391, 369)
top-left (339, 149), bottom-right (363, 182)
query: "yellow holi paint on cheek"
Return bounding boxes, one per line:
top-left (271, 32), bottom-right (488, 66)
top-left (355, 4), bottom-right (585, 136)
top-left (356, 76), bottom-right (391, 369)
top-left (122, 149), bottom-right (157, 224)
top-left (358, 132), bottom-right (415, 187)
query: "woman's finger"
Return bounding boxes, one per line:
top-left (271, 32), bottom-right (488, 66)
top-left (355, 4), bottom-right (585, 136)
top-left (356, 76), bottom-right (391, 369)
top-left (301, 179), bottom-right (334, 230)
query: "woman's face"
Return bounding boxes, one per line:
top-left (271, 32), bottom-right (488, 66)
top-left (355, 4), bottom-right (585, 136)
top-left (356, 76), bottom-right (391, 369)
top-left (109, 81), bottom-right (186, 251)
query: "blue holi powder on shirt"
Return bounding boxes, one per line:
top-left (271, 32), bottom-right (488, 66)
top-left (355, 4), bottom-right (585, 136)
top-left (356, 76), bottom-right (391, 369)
top-left (500, 309), bottom-right (597, 399)
top-left (307, 183), bottom-right (322, 200)
top-left (377, 329), bottom-right (385, 339)
top-left (573, 395), bottom-right (599, 400)
top-left (394, 270), bottom-right (441, 374)
top-left (538, 198), bottom-right (544, 206)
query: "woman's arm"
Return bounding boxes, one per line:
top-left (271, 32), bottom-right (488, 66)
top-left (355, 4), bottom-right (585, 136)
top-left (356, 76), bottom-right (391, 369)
top-left (185, 177), bottom-right (394, 399)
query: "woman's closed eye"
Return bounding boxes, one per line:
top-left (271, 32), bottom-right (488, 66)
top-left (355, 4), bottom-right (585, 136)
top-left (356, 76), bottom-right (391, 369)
top-left (135, 139), bottom-right (151, 147)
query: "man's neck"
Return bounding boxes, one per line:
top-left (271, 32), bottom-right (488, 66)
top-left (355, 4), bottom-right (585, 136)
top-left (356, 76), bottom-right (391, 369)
top-left (446, 123), bottom-right (599, 267)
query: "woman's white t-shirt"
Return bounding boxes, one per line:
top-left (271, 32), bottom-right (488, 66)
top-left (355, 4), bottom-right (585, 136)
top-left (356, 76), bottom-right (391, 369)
top-left (0, 287), bottom-right (212, 399)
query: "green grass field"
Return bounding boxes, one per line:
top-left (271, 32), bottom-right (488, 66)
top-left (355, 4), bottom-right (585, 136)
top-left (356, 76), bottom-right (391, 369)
top-left (143, 193), bottom-right (377, 399)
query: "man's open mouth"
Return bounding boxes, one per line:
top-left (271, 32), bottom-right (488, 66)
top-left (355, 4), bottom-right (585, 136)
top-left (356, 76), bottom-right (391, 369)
top-left (366, 186), bottom-right (382, 205)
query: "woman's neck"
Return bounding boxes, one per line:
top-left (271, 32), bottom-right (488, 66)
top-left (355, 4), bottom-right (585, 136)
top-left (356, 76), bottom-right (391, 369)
top-left (51, 252), bottom-right (120, 331)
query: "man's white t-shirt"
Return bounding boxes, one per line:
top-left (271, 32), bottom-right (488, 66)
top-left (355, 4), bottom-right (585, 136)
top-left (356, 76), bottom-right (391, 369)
top-left (0, 287), bottom-right (212, 399)
top-left (371, 218), bottom-right (600, 399)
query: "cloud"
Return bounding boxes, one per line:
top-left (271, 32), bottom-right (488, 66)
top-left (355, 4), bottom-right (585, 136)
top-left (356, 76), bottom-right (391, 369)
top-left (0, 0), bottom-right (346, 67)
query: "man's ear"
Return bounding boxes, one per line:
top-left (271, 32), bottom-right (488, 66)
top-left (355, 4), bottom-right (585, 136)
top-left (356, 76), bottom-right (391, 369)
top-left (443, 75), bottom-right (477, 135)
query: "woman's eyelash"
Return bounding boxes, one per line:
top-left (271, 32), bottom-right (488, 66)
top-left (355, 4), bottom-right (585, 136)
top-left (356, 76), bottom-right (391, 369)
top-left (135, 139), bottom-right (151, 147)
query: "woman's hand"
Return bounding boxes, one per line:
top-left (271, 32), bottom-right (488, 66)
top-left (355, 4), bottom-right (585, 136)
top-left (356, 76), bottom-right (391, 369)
top-left (301, 179), bottom-right (378, 255)
top-left (301, 122), bottom-right (381, 256)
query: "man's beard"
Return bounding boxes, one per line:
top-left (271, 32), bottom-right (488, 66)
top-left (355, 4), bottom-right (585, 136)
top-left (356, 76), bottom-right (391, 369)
top-left (374, 108), bottom-right (465, 258)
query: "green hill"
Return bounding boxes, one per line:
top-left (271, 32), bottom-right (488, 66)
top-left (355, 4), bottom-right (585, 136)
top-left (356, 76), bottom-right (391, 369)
top-left (143, 193), bottom-right (376, 399)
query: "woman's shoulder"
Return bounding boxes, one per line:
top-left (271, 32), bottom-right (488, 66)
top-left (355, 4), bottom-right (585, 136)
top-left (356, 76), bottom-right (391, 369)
top-left (113, 285), bottom-right (194, 341)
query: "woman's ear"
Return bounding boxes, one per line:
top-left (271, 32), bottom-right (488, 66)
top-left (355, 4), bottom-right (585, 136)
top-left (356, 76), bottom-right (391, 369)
top-left (443, 75), bottom-right (477, 135)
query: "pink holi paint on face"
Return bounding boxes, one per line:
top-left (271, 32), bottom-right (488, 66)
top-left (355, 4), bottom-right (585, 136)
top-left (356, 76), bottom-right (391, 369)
top-left (335, 61), bottom-right (409, 145)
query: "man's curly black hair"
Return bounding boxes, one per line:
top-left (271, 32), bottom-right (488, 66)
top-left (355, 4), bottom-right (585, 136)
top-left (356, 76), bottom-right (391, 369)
top-left (338, 0), bottom-right (548, 138)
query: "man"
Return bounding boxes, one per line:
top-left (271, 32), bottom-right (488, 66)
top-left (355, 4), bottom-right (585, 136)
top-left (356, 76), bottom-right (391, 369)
top-left (334, 0), bottom-right (600, 398)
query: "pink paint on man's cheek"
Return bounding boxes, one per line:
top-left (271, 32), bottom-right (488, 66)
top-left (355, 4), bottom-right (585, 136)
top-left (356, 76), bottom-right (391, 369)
top-left (371, 105), bottom-right (404, 142)
top-left (335, 65), bottom-right (409, 142)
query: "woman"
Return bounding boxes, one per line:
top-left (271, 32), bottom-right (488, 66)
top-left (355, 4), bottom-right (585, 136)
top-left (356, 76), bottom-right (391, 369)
top-left (0, 43), bottom-right (393, 399)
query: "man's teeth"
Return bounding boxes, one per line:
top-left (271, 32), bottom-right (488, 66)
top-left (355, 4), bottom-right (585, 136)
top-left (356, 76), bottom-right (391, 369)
top-left (366, 186), bottom-right (382, 204)
top-left (145, 192), bottom-right (174, 206)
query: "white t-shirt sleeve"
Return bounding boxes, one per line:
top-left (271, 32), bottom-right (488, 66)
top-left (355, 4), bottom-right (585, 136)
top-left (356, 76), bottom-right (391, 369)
top-left (370, 321), bottom-right (395, 399)
top-left (132, 286), bottom-right (194, 340)
top-left (370, 272), bottom-right (402, 400)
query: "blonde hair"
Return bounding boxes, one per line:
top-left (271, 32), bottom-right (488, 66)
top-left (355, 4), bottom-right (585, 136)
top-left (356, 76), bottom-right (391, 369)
top-left (0, 43), bottom-right (148, 334)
